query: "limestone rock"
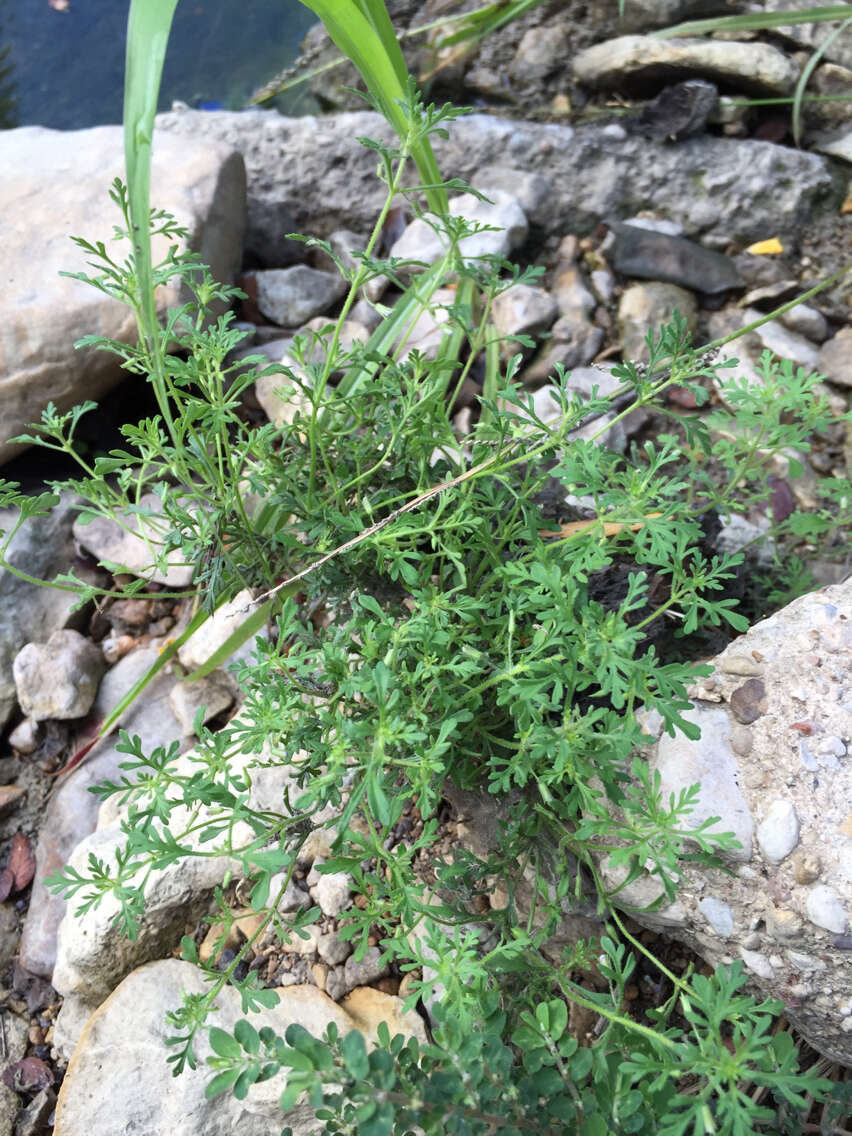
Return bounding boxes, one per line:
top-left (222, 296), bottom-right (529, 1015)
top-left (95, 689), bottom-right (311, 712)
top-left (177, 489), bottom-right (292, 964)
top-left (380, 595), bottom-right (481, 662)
top-left (254, 266), bottom-right (347, 327)
top-left (572, 35), bottom-right (799, 97)
top-left (0, 494), bottom-right (82, 731)
top-left (309, 872), bottom-right (351, 919)
top-left (169, 671), bottom-right (235, 735)
top-left (177, 589), bottom-right (261, 670)
top-left (51, 744), bottom-right (299, 1005)
top-left (13, 630), bottom-right (104, 721)
top-left (470, 166), bottom-right (553, 226)
top-left (156, 107), bottom-right (834, 250)
top-left (605, 580), bottom-right (852, 1065)
top-left (340, 986), bottom-right (428, 1048)
top-left (0, 125), bottom-right (245, 465)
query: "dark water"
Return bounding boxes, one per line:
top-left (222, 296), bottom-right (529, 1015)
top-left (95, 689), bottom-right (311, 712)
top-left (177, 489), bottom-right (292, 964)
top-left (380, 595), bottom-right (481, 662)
top-left (0, 0), bottom-right (318, 131)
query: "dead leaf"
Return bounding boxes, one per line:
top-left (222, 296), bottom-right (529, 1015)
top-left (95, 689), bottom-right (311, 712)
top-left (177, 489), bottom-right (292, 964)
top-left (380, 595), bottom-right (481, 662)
top-left (842, 191), bottom-right (852, 215)
top-left (767, 476), bottom-right (795, 524)
top-left (745, 238), bottom-right (784, 255)
top-left (542, 512), bottom-right (664, 540)
top-left (8, 834), bottom-right (35, 892)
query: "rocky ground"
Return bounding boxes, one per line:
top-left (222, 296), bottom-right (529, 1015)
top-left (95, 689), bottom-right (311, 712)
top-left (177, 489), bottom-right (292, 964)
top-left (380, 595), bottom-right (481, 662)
top-left (0, 0), bottom-right (850, 1132)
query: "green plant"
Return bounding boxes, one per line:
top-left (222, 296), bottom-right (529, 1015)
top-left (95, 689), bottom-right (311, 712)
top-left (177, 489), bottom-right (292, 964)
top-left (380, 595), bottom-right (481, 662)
top-left (2, 1), bottom-right (851, 1134)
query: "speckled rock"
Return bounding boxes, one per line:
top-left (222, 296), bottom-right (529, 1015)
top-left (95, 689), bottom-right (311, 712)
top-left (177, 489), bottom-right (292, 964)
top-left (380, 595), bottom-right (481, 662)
top-left (156, 107), bottom-right (834, 252)
top-left (599, 579), bottom-right (852, 1065)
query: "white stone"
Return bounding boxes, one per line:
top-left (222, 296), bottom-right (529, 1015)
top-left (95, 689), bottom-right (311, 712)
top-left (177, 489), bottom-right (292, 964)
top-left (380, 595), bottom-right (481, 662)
top-left (310, 871), bottom-right (352, 919)
top-left (168, 671), bottom-right (235, 735)
top-left (390, 190), bottom-right (528, 268)
top-left (818, 328), bottom-right (852, 387)
top-left (573, 35), bottom-right (799, 96)
top-left (53, 961), bottom-right (371, 1136)
top-left (745, 309), bottom-right (821, 371)
top-left (779, 303), bottom-right (829, 343)
top-left (654, 706), bottom-right (755, 861)
top-left (490, 284), bottom-right (557, 340)
top-left (806, 885), bottom-right (848, 934)
top-left (254, 265), bottom-right (347, 327)
top-left (756, 800), bottom-right (800, 864)
top-left (699, 896), bottom-right (734, 937)
top-left (740, 949), bottom-right (775, 979)
top-left (0, 494), bottom-right (82, 730)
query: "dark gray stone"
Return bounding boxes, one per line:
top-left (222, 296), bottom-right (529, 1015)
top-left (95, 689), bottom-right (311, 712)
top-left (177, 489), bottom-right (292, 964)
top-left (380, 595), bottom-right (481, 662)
top-left (608, 223), bottom-right (743, 292)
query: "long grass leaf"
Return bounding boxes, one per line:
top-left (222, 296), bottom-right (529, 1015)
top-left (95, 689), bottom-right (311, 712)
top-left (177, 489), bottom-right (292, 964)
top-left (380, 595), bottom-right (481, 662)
top-left (299, 0), bottom-right (447, 214)
top-left (124, 0), bottom-right (180, 343)
top-left (124, 0), bottom-right (182, 442)
top-left (791, 16), bottom-right (852, 144)
top-left (652, 5), bottom-right (852, 37)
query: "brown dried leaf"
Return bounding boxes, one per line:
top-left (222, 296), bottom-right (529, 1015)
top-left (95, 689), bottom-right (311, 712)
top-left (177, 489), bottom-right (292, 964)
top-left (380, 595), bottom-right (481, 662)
top-left (8, 833), bottom-right (35, 892)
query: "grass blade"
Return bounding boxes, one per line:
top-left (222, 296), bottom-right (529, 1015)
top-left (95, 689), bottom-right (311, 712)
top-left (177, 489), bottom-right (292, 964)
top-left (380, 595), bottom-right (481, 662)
top-left (652, 5), bottom-right (852, 38)
top-left (791, 16), bottom-right (852, 144)
top-left (299, 0), bottom-right (447, 214)
top-left (124, 0), bottom-right (181, 440)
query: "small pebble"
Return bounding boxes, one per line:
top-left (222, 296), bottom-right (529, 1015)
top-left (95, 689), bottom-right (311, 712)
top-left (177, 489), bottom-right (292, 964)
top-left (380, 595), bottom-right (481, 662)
top-left (805, 885), bottom-right (848, 934)
top-left (699, 896), bottom-right (734, 937)
top-left (756, 800), bottom-right (800, 864)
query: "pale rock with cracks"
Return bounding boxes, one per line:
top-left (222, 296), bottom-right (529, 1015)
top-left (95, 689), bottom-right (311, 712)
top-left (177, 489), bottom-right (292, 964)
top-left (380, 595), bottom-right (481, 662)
top-left (253, 265), bottom-right (347, 328)
top-left (617, 281), bottom-right (697, 365)
top-left (572, 35), bottom-right (800, 96)
top-left (12, 629), bottom-right (104, 721)
top-left (593, 579), bottom-right (852, 1066)
top-left (0, 124), bottom-right (245, 464)
top-left (54, 959), bottom-right (426, 1136)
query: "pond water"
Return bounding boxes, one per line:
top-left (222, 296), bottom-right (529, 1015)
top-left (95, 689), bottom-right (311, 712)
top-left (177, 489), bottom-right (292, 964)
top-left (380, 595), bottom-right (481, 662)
top-left (0, 0), bottom-right (318, 131)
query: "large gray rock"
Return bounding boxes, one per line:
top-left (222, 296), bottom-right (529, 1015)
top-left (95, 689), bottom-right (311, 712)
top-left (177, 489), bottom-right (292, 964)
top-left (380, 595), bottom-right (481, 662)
top-left (572, 35), bottom-right (800, 96)
top-left (0, 493), bottom-right (82, 731)
top-left (0, 125), bottom-right (245, 465)
top-left (53, 960), bottom-right (425, 1136)
top-left (155, 107), bottom-right (837, 254)
top-left (599, 580), bottom-right (852, 1066)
